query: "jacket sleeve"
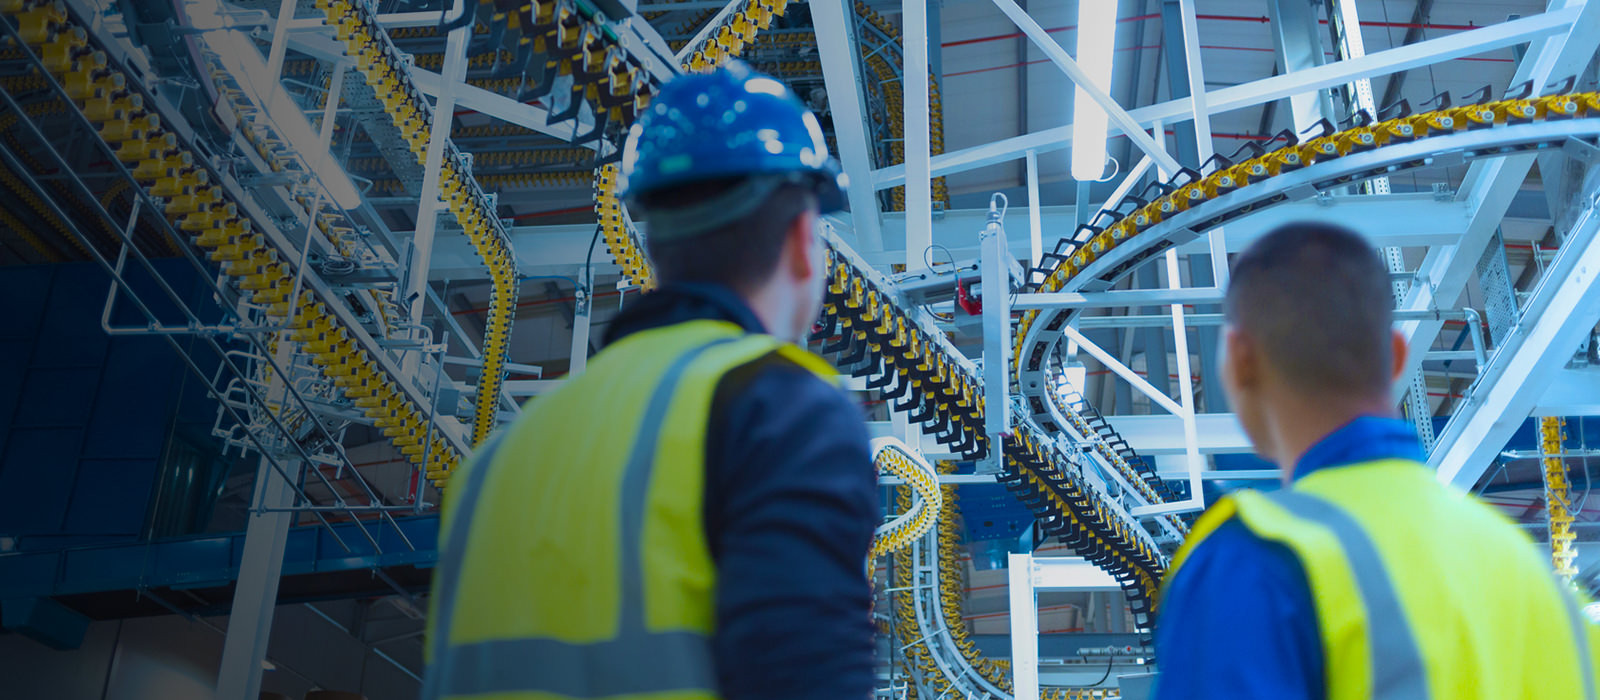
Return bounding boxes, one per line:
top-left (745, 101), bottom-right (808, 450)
top-left (1153, 520), bottom-right (1324, 700)
top-left (703, 359), bottom-right (879, 700)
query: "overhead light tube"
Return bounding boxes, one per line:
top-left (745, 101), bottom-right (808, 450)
top-left (1070, 0), bottom-right (1118, 181)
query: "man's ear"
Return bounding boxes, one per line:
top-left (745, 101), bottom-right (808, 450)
top-left (1389, 328), bottom-right (1409, 384)
top-left (785, 208), bottom-right (819, 281)
top-left (1223, 326), bottom-right (1259, 390)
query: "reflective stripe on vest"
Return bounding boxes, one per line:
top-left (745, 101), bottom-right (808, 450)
top-left (422, 335), bottom-right (738, 699)
top-left (1263, 490), bottom-right (1429, 700)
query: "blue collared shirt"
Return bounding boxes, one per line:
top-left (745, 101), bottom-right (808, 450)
top-left (1152, 417), bottom-right (1425, 700)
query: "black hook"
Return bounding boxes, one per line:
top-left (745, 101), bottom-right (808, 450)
top-left (1226, 140), bottom-right (1266, 163)
top-left (1545, 75), bottom-right (1578, 96)
top-left (439, 0), bottom-right (480, 32)
top-left (1300, 117), bottom-right (1336, 140)
top-left (1377, 97), bottom-right (1412, 121)
top-left (1418, 89), bottom-right (1452, 111)
top-left (1343, 108), bottom-right (1377, 128)
top-left (1199, 152), bottom-right (1234, 177)
top-left (1167, 166), bottom-right (1203, 188)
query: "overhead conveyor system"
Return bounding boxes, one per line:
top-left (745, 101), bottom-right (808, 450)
top-left (7, 0), bottom-right (1600, 696)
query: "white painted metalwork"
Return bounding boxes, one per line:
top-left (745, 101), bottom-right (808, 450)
top-left (872, 6), bottom-right (1582, 187)
top-left (810, 0), bottom-right (884, 250)
top-left (980, 196), bottom-right (1013, 469)
top-left (1432, 173), bottom-right (1600, 488)
top-left (903, 0), bottom-right (932, 272)
top-left (401, 0), bottom-right (470, 375)
top-left (986, 0), bottom-right (1181, 176)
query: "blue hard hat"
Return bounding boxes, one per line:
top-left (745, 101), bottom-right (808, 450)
top-left (620, 62), bottom-right (847, 223)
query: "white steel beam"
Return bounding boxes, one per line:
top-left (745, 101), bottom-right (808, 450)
top-left (1107, 413), bottom-right (1251, 455)
top-left (810, 0), bottom-right (884, 250)
top-left (1431, 190), bottom-right (1600, 489)
top-left (1532, 368), bottom-right (1600, 416)
top-left (1161, 246), bottom-right (1205, 515)
top-left (872, 6), bottom-right (1581, 188)
top-left (987, 0), bottom-right (1182, 176)
top-left (1061, 325), bottom-right (1186, 416)
top-left (1017, 287), bottom-right (1223, 310)
top-left (409, 68), bottom-right (601, 151)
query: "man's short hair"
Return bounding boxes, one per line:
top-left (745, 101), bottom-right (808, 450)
top-left (1224, 221), bottom-right (1394, 396)
top-left (639, 177), bottom-right (816, 294)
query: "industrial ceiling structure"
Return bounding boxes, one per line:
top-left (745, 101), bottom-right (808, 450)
top-left (1, 0), bottom-right (1600, 697)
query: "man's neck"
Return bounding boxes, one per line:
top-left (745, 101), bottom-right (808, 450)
top-left (743, 282), bottom-right (793, 343)
top-left (1269, 395), bottom-right (1397, 481)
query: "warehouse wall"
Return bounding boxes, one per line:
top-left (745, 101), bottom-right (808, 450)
top-left (0, 603), bottom-right (421, 700)
top-left (0, 260), bottom-right (228, 550)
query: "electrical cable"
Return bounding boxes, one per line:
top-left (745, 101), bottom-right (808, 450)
top-left (583, 223), bottom-right (602, 291)
top-left (1081, 652), bottom-right (1117, 688)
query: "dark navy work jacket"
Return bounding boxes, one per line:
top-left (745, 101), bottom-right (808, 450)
top-left (602, 282), bottom-right (879, 700)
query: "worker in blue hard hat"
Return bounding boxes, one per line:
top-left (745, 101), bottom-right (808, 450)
top-left (421, 61), bottom-right (876, 700)
top-left (1154, 221), bottom-right (1598, 700)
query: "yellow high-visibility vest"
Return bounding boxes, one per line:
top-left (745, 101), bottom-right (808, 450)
top-left (1173, 458), bottom-right (1598, 700)
top-left (422, 319), bottom-right (836, 700)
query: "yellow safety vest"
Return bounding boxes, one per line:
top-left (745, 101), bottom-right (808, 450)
top-left (1172, 458), bottom-right (1598, 700)
top-left (422, 319), bottom-right (837, 700)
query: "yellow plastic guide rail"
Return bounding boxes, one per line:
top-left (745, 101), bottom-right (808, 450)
top-left (1541, 416), bottom-right (1579, 581)
top-left (870, 437), bottom-right (944, 561)
top-left (0, 0), bottom-right (466, 481)
top-left (316, 0), bottom-right (521, 456)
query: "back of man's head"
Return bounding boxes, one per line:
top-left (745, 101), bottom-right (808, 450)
top-left (1224, 221), bottom-right (1394, 397)
top-left (638, 176), bottom-right (816, 295)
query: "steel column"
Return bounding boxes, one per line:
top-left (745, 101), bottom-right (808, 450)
top-left (1027, 149), bottom-right (1042, 268)
top-left (215, 342), bottom-right (303, 700)
top-left (905, 0), bottom-right (932, 271)
top-left (811, 0), bottom-right (884, 250)
top-left (1009, 553), bottom-right (1041, 700)
top-left (1268, 0), bottom-right (1338, 134)
top-left (401, 0), bottom-right (470, 375)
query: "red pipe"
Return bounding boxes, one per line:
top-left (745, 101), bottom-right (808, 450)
top-left (509, 205), bottom-right (594, 220)
top-left (942, 12), bottom-right (1481, 50)
top-left (451, 288), bottom-right (625, 317)
top-left (947, 43), bottom-right (1509, 79)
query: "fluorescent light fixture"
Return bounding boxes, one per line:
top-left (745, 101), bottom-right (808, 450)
top-left (1070, 0), bottom-right (1117, 181)
top-left (204, 29), bottom-right (363, 209)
